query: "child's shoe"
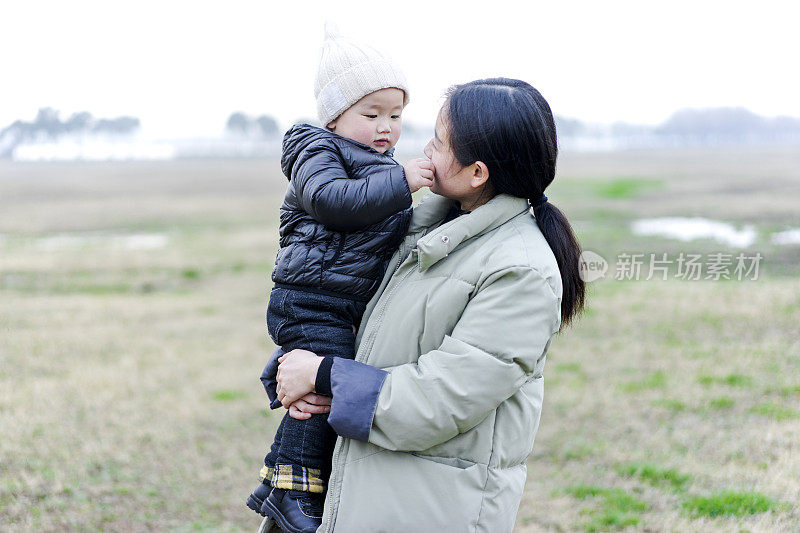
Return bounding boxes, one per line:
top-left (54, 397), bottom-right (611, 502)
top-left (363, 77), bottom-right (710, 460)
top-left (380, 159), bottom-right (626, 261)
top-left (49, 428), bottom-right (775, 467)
top-left (261, 488), bottom-right (323, 533)
top-left (246, 480), bottom-right (273, 516)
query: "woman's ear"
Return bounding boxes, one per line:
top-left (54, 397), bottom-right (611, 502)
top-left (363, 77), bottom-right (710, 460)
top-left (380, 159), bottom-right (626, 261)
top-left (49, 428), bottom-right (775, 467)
top-left (470, 161), bottom-right (490, 188)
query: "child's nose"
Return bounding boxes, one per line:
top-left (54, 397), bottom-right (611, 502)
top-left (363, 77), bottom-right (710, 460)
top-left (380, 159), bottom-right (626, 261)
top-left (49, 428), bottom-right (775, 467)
top-left (377, 120), bottom-right (391, 133)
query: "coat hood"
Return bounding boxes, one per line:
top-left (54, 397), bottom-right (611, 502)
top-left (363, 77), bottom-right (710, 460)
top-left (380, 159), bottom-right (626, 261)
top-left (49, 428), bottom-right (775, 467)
top-left (281, 124), bottom-right (333, 179)
top-left (280, 123), bottom-right (396, 180)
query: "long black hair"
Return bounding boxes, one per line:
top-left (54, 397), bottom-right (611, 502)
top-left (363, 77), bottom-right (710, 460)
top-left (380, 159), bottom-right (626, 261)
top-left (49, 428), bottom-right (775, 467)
top-left (445, 77), bottom-right (585, 327)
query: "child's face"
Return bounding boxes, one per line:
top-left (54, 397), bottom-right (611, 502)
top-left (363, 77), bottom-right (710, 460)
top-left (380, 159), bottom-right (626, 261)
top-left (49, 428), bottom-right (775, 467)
top-left (326, 88), bottom-right (404, 153)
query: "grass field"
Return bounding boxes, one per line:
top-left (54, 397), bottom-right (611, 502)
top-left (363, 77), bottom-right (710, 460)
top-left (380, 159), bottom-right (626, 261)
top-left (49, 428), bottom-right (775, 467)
top-left (1, 147), bottom-right (798, 531)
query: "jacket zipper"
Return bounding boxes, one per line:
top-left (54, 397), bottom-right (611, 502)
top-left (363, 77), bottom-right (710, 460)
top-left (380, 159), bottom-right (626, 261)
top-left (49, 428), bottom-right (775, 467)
top-left (356, 250), bottom-right (415, 363)
top-left (321, 246), bottom-right (416, 533)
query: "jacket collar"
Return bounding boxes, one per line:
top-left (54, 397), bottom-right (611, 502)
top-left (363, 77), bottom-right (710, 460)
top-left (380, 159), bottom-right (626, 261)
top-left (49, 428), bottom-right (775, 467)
top-left (413, 193), bottom-right (531, 271)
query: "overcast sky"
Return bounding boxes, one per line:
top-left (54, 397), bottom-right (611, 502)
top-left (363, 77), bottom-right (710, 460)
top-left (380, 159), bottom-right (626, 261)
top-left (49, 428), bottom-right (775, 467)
top-left (2, 0), bottom-right (799, 138)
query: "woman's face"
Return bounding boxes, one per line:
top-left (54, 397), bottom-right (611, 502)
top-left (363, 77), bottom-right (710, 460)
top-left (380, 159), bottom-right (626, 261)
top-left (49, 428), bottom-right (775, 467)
top-left (423, 110), bottom-right (478, 203)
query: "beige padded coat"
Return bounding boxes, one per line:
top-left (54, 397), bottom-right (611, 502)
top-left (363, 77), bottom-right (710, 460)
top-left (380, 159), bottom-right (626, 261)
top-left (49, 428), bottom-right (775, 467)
top-left (261, 192), bottom-right (562, 533)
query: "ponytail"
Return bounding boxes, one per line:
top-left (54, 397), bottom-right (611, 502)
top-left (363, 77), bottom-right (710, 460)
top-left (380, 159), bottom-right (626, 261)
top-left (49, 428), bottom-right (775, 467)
top-left (532, 200), bottom-right (585, 328)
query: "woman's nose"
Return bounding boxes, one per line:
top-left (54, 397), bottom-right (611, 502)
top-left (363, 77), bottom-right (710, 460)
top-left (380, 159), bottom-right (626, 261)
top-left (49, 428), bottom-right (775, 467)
top-left (423, 139), bottom-right (433, 158)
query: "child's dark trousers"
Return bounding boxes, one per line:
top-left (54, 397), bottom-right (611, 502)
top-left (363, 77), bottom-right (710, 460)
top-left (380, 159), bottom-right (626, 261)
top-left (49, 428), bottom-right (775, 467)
top-left (262, 286), bottom-right (366, 492)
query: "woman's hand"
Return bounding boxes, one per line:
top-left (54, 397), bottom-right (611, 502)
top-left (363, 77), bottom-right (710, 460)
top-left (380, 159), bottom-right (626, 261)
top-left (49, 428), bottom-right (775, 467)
top-left (276, 349), bottom-right (323, 407)
top-left (288, 393), bottom-right (332, 420)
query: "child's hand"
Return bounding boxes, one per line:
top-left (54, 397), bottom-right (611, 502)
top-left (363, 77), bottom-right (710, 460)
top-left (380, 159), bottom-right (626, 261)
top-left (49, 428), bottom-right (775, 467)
top-left (403, 158), bottom-right (434, 193)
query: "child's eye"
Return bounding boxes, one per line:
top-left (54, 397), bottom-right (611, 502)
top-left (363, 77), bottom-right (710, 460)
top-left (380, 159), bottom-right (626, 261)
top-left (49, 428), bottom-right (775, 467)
top-left (363, 114), bottom-right (377, 119)
top-left (391, 115), bottom-right (400, 120)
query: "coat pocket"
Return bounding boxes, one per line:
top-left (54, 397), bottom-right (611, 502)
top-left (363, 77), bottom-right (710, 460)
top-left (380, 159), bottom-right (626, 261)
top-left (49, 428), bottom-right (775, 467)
top-left (334, 450), bottom-right (487, 533)
top-left (411, 452), bottom-right (477, 470)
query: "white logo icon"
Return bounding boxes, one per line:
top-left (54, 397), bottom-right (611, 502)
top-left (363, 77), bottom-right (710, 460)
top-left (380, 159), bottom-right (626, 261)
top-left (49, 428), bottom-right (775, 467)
top-left (579, 251), bottom-right (608, 282)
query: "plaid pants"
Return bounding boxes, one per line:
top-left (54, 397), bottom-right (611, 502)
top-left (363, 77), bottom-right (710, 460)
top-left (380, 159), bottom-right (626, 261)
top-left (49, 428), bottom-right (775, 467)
top-left (260, 464), bottom-right (325, 494)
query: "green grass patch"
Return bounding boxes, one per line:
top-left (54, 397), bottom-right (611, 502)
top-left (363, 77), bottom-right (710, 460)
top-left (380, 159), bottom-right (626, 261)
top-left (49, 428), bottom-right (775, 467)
top-left (698, 374), bottom-right (753, 387)
top-left (620, 371), bottom-right (667, 393)
top-left (708, 396), bottom-right (735, 410)
top-left (64, 283), bottom-right (134, 295)
top-left (181, 268), bottom-right (201, 280)
top-left (616, 462), bottom-right (690, 491)
top-left (562, 443), bottom-right (597, 461)
top-left (750, 402), bottom-right (799, 421)
top-left (651, 398), bottom-right (687, 411)
top-left (769, 384), bottom-right (800, 398)
top-left (723, 374), bottom-right (753, 387)
top-left (211, 389), bottom-right (248, 402)
top-left (566, 485), bottom-right (648, 532)
top-left (556, 362), bottom-right (583, 373)
top-left (683, 490), bottom-right (781, 518)
top-left (593, 177), bottom-right (662, 199)
top-left (5, 279), bottom-right (135, 295)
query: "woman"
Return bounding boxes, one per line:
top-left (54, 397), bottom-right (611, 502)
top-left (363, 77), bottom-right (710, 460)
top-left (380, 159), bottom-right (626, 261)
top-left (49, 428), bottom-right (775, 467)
top-left (268, 78), bottom-right (584, 532)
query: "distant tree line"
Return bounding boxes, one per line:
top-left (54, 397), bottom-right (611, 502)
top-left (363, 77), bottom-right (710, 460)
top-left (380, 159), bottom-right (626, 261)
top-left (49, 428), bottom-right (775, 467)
top-left (556, 107), bottom-right (800, 140)
top-left (226, 112), bottom-right (279, 137)
top-left (655, 107), bottom-right (800, 138)
top-left (3, 106), bottom-right (799, 159)
top-left (0, 108), bottom-right (140, 157)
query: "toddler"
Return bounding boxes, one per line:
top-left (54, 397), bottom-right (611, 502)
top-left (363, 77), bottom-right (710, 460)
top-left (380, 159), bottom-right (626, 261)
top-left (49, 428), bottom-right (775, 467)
top-left (246, 29), bottom-right (432, 533)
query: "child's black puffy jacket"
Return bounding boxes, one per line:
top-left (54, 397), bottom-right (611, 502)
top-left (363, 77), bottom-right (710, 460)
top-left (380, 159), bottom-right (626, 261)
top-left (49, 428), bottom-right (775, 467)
top-left (272, 124), bottom-right (413, 301)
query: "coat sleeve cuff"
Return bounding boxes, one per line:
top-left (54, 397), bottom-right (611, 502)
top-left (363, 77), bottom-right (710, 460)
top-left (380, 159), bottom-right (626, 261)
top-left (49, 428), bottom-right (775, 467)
top-left (327, 358), bottom-right (388, 441)
top-left (314, 356), bottom-right (334, 396)
top-left (260, 347), bottom-right (285, 410)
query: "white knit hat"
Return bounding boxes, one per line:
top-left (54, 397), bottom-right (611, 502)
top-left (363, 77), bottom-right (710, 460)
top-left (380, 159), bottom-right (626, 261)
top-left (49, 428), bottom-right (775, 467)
top-left (314, 25), bottom-right (410, 126)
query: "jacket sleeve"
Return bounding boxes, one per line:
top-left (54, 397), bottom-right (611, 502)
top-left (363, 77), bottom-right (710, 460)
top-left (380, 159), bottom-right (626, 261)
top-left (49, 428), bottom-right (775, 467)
top-left (293, 144), bottom-right (412, 232)
top-left (326, 266), bottom-right (560, 450)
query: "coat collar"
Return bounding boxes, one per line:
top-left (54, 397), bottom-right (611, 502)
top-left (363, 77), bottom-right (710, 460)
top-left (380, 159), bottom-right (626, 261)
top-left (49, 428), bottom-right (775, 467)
top-left (412, 193), bottom-right (531, 271)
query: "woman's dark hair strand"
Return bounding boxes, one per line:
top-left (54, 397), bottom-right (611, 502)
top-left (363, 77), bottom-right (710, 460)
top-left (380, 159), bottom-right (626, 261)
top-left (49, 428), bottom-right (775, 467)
top-left (445, 78), bottom-right (585, 327)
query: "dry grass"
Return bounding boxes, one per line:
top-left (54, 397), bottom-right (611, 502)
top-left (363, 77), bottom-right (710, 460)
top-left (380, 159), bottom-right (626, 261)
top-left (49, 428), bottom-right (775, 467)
top-left (519, 279), bottom-right (800, 532)
top-left (1, 149), bottom-right (799, 531)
